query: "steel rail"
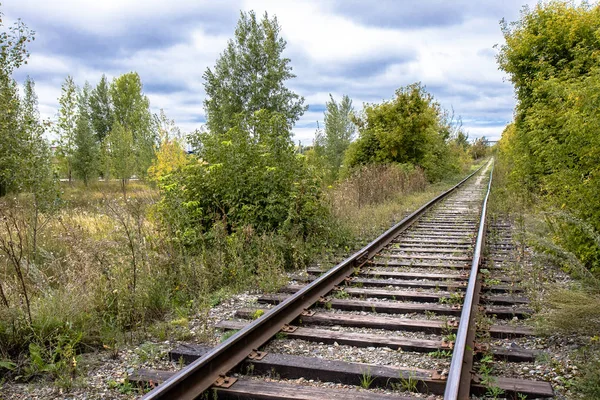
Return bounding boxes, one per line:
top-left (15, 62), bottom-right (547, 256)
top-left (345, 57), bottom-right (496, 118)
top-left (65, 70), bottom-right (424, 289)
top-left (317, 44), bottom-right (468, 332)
top-left (143, 163), bottom-right (488, 400)
top-left (444, 159), bottom-right (494, 400)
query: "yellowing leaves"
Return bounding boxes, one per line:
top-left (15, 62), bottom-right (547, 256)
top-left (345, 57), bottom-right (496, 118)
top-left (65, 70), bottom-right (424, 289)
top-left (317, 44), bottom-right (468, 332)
top-left (148, 139), bottom-right (189, 182)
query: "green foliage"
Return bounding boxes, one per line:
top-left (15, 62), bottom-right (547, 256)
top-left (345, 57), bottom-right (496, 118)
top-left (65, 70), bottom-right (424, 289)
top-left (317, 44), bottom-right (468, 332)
top-left (159, 110), bottom-right (330, 252)
top-left (428, 349), bottom-right (452, 358)
top-left (148, 110), bottom-right (188, 183)
top-left (575, 344), bottom-right (600, 399)
top-left (359, 368), bottom-right (375, 389)
top-left (497, 1), bottom-right (600, 274)
top-left (19, 77), bottom-right (58, 210)
top-left (0, 14), bottom-right (39, 196)
top-left (439, 292), bottom-right (463, 305)
top-left (220, 329), bottom-right (238, 342)
top-left (55, 76), bottom-right (78, 181)
top-left (344, 83), bottom-right (460, 182)
top-left (110, 72), bottom-right (155, 179)
top-left (498, 1), bottom-right (600, 110)
top-left (24, 332), bottom-right (82, 390)
top-left (72, 82), bottom-right (100, 186)
top-left (470, 137), bottom-right (488, 160)
top-left (107, 122), bottom-right (135, 191)
top-left (314, 94), bottom-right (355, 183)
top-left (203, 10), bottom-right (307, 135)
top-left (89, 74), bottom-right (113, 142)
top-left (396, 372), bottom-right (418, 392)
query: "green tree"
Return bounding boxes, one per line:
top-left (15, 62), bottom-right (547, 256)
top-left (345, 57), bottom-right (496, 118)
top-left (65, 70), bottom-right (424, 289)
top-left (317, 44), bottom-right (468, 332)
top-left (203, 11), bottom-right (307, 135)
top-left (19, 77), bottom-right (58, 258)
top-left (89, 75), bottom-right (113, 179)
top-left (344, 83), bottom-right (456, 181)
top-left (73, 82), bottom-right (99, 186)
top-left (315, 95), bottom-right (355, 182)
top-left (107, 122), bottom-right (135, 196)
top-left (55, 76), bottom-right (78, 182)
top-left (89, 74), bottom-right (113, 142)
top-left (0, 11), bottom-right (34, 196)
top-left (497, 1), bottom-right (600, 272)
top-left (20, 77), bottom-right (56, 201)
top-left (498, 2), bottom-right (600, 111)
top-left (110, 72), bottom-right (155, 178)
top-left (470, 137), bottom-right (487, 159)
top-left (159, 111), bottom-right (326, 242)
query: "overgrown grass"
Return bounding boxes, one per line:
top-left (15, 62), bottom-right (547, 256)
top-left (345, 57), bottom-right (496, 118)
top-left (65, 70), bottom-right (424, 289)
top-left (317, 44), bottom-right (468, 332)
top-left (0, 180), bottom-right (294, 387)
top-left (329, 163), bottom-right (477, 245)
top-left (0, 164), bottom-right (478, 390)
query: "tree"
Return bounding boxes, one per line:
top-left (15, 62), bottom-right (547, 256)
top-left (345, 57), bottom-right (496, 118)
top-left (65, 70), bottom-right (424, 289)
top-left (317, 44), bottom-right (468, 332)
top-left (110, 72), bottom-right (155, 178)
top-left (55, 76), bottom-right (78, 182)
top-left (470, 137), bottom-right (487, 159)
top-left (107, 122), bottom-right (135, 196)
top-left (89, 75), bottom-right (114, 180)
top-left (159, 111), bottom-right (327, 244)
top-left (497, 1), bottom-right (600, 272)
top-left (315, 94), bottom-right (355, 182)
top-left (20, 77), bottom-right (56, 203)
top-left (148, 110), bottom-right (188, 183)
top-left (0, 11), bottom-right (34, 195)
top-left (344, 83), bottom-right (457, 181)
top-left (19, 77), bottom-right (58, 258)
top-left (89, 74), bottom-right (113, 142)
top-left (73, 82), bottom-right (100, 186)
top-left (203, 11), bottom-right (307, 135)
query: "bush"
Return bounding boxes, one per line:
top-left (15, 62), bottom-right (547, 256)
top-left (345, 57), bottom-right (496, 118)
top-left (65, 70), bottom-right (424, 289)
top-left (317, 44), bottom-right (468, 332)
top-left (344, 83), bottom-right (463, 182)
top-left (156, 111), bottom-right (334, 262)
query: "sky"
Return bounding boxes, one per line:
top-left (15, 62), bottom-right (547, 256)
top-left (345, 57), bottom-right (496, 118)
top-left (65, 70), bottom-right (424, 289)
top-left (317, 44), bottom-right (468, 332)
top-left (5, 0), bottom-right (537, 144)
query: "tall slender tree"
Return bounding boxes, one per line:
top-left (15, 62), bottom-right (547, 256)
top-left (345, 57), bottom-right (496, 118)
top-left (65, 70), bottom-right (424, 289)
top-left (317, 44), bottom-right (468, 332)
top-left (110, 72), bottom-right (155, 178)
top-left (89, 74), bottom-right (113, 142)
top-left (315, 94), bottom-right (355, 182)
top-left (89, 75), bottom-right (114, 180)
top-left (0, 12), bottom-right (34, 195)
top-left (203, 11), bottom-right (307, 136)
top-left (20, 77), bottom-right (58, 257)
top-left (73, 82), bottom-right (99, 186)
top-left (55, 76), bottom-right (78, 182)
top-left (107, 122), bottom-right (135, 196)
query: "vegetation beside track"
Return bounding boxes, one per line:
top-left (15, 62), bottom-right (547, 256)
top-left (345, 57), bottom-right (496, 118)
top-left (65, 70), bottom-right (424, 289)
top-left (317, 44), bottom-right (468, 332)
top-left (494, 2), bottom-right (600, 397)
top-left (0, 6), bottom-right (483, 392)
top-left (0, 163), bottom-right (478, 391)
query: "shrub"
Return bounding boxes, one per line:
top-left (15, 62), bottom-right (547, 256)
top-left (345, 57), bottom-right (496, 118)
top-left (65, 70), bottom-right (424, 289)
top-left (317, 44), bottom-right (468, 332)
top-left (156, 111), bottom-right (334, 263)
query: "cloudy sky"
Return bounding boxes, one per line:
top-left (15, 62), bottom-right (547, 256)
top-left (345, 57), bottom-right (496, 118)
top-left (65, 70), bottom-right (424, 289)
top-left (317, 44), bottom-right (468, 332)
top-left (5, 0), bottom-right (536, 143)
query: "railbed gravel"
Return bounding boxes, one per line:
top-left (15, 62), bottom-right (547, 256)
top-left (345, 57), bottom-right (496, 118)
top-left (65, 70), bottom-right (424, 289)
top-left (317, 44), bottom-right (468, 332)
top-left (262, 338), bottom-right (450, 372)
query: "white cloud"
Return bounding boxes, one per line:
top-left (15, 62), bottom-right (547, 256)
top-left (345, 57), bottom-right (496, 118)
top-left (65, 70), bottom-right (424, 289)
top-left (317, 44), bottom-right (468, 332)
top-left (6, 0), bottom-right (538, 144)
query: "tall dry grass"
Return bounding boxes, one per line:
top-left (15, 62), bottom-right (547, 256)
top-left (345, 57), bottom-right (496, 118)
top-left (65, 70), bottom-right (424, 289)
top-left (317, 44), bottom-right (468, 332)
top-left (329, 164), bottom-right (427, 216)
top-left (326, 164), bottom-right (446, 245)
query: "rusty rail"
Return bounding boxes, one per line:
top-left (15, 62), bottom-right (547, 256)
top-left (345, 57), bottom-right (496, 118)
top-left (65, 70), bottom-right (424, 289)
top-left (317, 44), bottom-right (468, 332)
top-left (142, 163), bottom-right (487, 400)
top-left (444, 159), bottom-right (494, 400)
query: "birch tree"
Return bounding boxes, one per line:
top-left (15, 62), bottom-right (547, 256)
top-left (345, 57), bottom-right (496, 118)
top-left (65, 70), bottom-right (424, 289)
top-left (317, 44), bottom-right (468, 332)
top-left (55, 76), bottom-right (78, 182)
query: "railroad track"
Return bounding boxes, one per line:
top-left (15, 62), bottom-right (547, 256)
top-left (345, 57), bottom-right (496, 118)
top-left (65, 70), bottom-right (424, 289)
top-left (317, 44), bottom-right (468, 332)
top-left (133, 160), bottom-right (554, 399)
